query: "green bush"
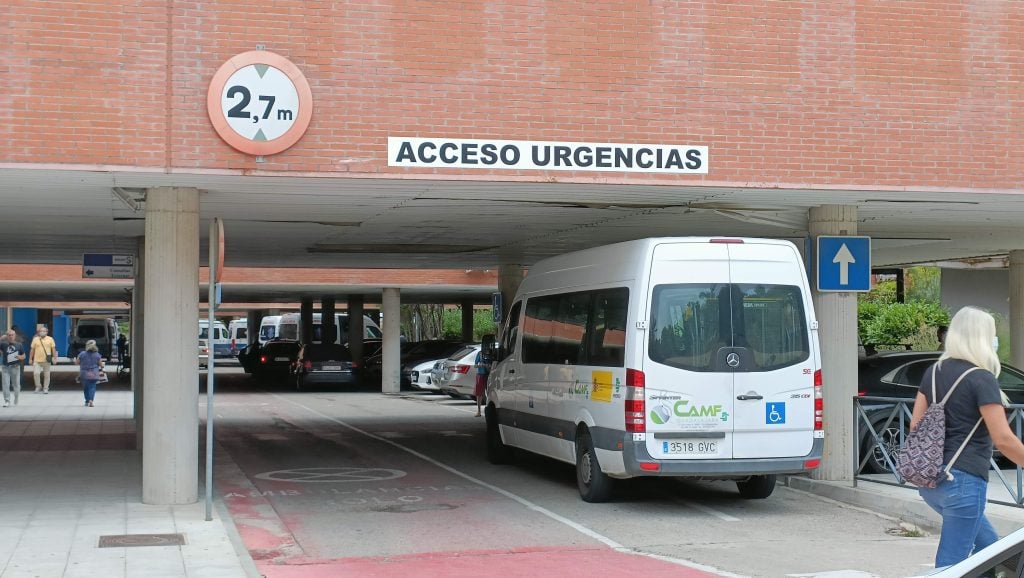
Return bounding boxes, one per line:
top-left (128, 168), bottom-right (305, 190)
top-left (440, 308), bottom-right (497, 341)
top-left (859, 300), bottom-right (949, 350)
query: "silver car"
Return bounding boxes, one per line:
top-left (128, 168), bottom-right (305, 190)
top-left (437, 344), bottom-right (482, 400)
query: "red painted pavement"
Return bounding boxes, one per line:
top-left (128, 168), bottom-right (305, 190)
top-left (257, 546), bottom-right (724, 578)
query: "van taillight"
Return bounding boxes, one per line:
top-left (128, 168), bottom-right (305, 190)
top-left (625, 368), bottom-right (646, 433)
top-left (814, 369), bottom-right (823, 432)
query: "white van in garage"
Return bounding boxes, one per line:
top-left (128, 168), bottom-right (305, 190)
top-left (483, 237), bottom-right (823, 502)
top-left (277, 313), bottom-right (382, 344)
top-left (258, 315), bottom-right (282, 346)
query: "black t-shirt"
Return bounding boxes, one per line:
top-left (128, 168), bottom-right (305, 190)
top-left (918, 358), bottom-right (1003, 480)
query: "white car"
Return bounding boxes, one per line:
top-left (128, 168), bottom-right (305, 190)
top-left (404, 358), bottom-right (445, 391)
top-left (437, 344), bottom-right (482, 400)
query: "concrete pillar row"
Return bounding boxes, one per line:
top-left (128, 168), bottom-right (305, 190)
top-left (321, 297), bottom-right (336, 344)
top-left (142, 187), bottom-right (200, 505)
top-left (498, 264), bottom-right (526, 323)
top-left (132, 236), bottom-right (146, 451)
top-left (808, 205), bottom-right (859, 483)
top-left (381, 288), bottom-right (401, 393)
top-left (347, 296), bottom-right (365, 366)
top-left (1009, 250), bottom-right (1024, 369)
top-left (246, 309), bottom-right (263, 347)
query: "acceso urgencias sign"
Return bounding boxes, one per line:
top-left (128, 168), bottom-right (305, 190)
top-left (388, 137), bottom-right (708, 174)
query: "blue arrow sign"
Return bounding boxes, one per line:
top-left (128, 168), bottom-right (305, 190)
top-left (817, 236), bottom-right (871, 292)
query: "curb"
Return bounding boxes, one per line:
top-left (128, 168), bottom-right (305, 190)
top-left (783, 475), bottom-right (1024, 537)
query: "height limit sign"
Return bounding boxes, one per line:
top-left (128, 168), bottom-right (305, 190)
top-left (207, 51), bottom-right (313, 157)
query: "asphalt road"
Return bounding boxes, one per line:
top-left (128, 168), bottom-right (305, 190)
top-left (205, 370), bottom-right (941, 578)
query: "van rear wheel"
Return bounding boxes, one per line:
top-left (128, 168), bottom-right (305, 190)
top-left (485, 405), bottom-right (513, 464)
top-left (576, 430), bottom-right (613, 503)
top-left (737, 474), bottom-right (776, 499)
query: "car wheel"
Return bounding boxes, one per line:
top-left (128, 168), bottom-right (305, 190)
top-left (485, 404), bottom-right (514, 465)
top-left (576, 429), bottom-right (613, 503)
top-left (861, 413), bottom-right (907, 474)
top-left (737, 475), bottom-right (776, 499)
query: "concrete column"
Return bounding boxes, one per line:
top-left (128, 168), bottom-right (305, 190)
top-left (1010, 250), bottom-right (1024, 368)
top-left (381, 288), bottom-right (401, 393)
top-left (246, 309), bottom-right (263, 347)
top-left (461, 300), bottom-right (474, 342)
top-left (300, 298), bottom-right (314, 345)
top-left (498, 264), bottom-right (525, 322)
top-left (347, 296), bottom-right (365, 365)
top-left (142, 187), bottom-right (199, 505)
top-left (321, 297), bottom-right (336, 344)
top-left (132, 237), bottom-right (146, 450)
top-left (809, 205), bottom-right (859, 482)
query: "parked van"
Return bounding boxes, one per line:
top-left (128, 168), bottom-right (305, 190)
top-left (199, 320), bottom-right (231, 359)
top-left (258, 315), bottom-right (282, 345)
top-left (482, 237), bottom-right (823, 502)
top-left (69, 317), bottom-right (119, 359)
top-left (278, 313), bottom-right (382, 344)
top-left (228, 319), bottom-right (248, 356)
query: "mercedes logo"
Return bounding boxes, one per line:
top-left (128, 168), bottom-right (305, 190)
top-left (726, 353), bottom-right (740, 368)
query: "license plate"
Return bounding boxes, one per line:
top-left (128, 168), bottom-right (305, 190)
top-left (322, 365), bottom-right (341, 371)
top-left (274, 357), bottom-right (289, 361)
top-left (663, 440), bottom-right (718, 455)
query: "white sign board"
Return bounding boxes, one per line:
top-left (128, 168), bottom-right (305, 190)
top-left (388, 137), bottom-right (708, 174)
top-left (83, 254), bottom-right (135, 279)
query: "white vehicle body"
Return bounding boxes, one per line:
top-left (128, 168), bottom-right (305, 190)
top-left (405, 359), bottom-right (443, 391)
top-left (228, 319), bottom-right (249, 355)
top-left (278, 313), bottom-right (382, 344)
top-left (258, 315), bottom-right (282, 346)
top-left (71, 317), bottom-right (119, 359)
top-left (198, 320), bottom-right (231, 358)
top-left (485, 237), bottom-right (823, 502)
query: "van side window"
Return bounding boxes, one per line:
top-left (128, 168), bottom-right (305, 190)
top-left (587, 288), bottom-right (628, 367)
top-left (501, 301), bottom-right (523, 359)
top-left (523, 296), bottom-right (558, 364)
top-left (553, 292), bottom-right (590, 365)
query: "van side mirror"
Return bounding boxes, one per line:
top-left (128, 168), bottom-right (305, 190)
top-left (481, 334), bottom-right (497, 364)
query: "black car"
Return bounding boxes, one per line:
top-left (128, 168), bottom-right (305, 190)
top-left (857, 351), bottom-right (1024, 473)
top-left (294, 343), bottom-right (358, 391)
top-left (249, 340), bottom-right (301, 380)
top-left (362, 339), bottom-right (457, 386)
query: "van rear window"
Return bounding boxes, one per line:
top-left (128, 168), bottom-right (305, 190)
top-left (77, 325), bottom-right (106, 339)
top-left (649, 283), bottom-right (809, 372)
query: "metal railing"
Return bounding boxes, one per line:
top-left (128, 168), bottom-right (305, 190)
top-left (854, 396), bottom-right (1024, 507)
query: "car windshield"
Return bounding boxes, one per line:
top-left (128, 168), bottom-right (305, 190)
top-left (303, 344), bottom-right (352, 362)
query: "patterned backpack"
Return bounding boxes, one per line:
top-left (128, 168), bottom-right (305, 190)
top-left (896, 365), bottom-right (981, 488)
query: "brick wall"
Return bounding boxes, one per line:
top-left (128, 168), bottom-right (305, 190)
top-left (2, 1), bottom-right (1021, 188)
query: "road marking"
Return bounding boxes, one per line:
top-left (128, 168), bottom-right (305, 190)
top-left (254, 467), bottom-right (406, 483)
top-left (681, 500), bottom-right (741, 522)
top-left (787, 572), bottom-right (880, 578)
top-left (271, 393), bottom-right (746, 578)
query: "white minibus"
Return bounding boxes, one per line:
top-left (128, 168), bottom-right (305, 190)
top-left (483, 237), bottom-right (823, 502)
top-left (277, 313), bottom-right (382, 344)
top-left (258, 315), bottom-right (282, 345)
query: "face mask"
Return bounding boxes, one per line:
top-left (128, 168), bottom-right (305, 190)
top-left (993, 336), bottom-right (1000, 352)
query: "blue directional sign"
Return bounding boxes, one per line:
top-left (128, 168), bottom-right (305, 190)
top-left (817, 236), bottom-right (870, 292)
top-left (82, 253), bottom-right (135, 279)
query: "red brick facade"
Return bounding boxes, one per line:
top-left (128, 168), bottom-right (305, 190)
top-left (2, 1), bottom-right (1021, 189)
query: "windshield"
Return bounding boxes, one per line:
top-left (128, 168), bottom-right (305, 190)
top-left (649, 283), bottom-right (809, 372)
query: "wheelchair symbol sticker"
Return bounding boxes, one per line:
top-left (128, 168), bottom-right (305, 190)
top-left (766, 402), bottom-right (786, 425)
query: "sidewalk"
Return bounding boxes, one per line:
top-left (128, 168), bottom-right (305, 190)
top-left (0, 369), bottom-right (255, 578)
top-left (785, 470), bottom-right (1024, 537)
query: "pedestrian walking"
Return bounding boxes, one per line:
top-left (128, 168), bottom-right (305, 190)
top-left (29, 324), bottom-right (58, 394)
top-left (910, 306), bottom-right (1024, 567)
top-left (75, 340), bottom-right (104, 407)
top-left (1, 329), bottom-right (27, 407)
top-left (473, 349), bottom-right (489, 417)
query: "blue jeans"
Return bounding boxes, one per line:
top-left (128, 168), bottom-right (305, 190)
top-left (82, 379), bottom-right (98, 403)
top-left (919, 468), bottom-right (998, 567)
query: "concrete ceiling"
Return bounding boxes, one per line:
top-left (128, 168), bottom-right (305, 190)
top-left (3, 167), bottom-right (1021, 273)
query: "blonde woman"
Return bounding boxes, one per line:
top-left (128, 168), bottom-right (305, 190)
top-left (910, 306), bottom-right (1024, 567)
top-left (74, 340), bottom-right (104, 407)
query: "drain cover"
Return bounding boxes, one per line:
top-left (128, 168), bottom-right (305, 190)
top-left (98, 533), bottom-right (187, 548)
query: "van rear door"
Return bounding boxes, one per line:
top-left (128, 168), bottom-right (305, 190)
top-left (643, 242), bottom-right (735, 460)
top-left (727, 242), bottom-right (814, 459)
